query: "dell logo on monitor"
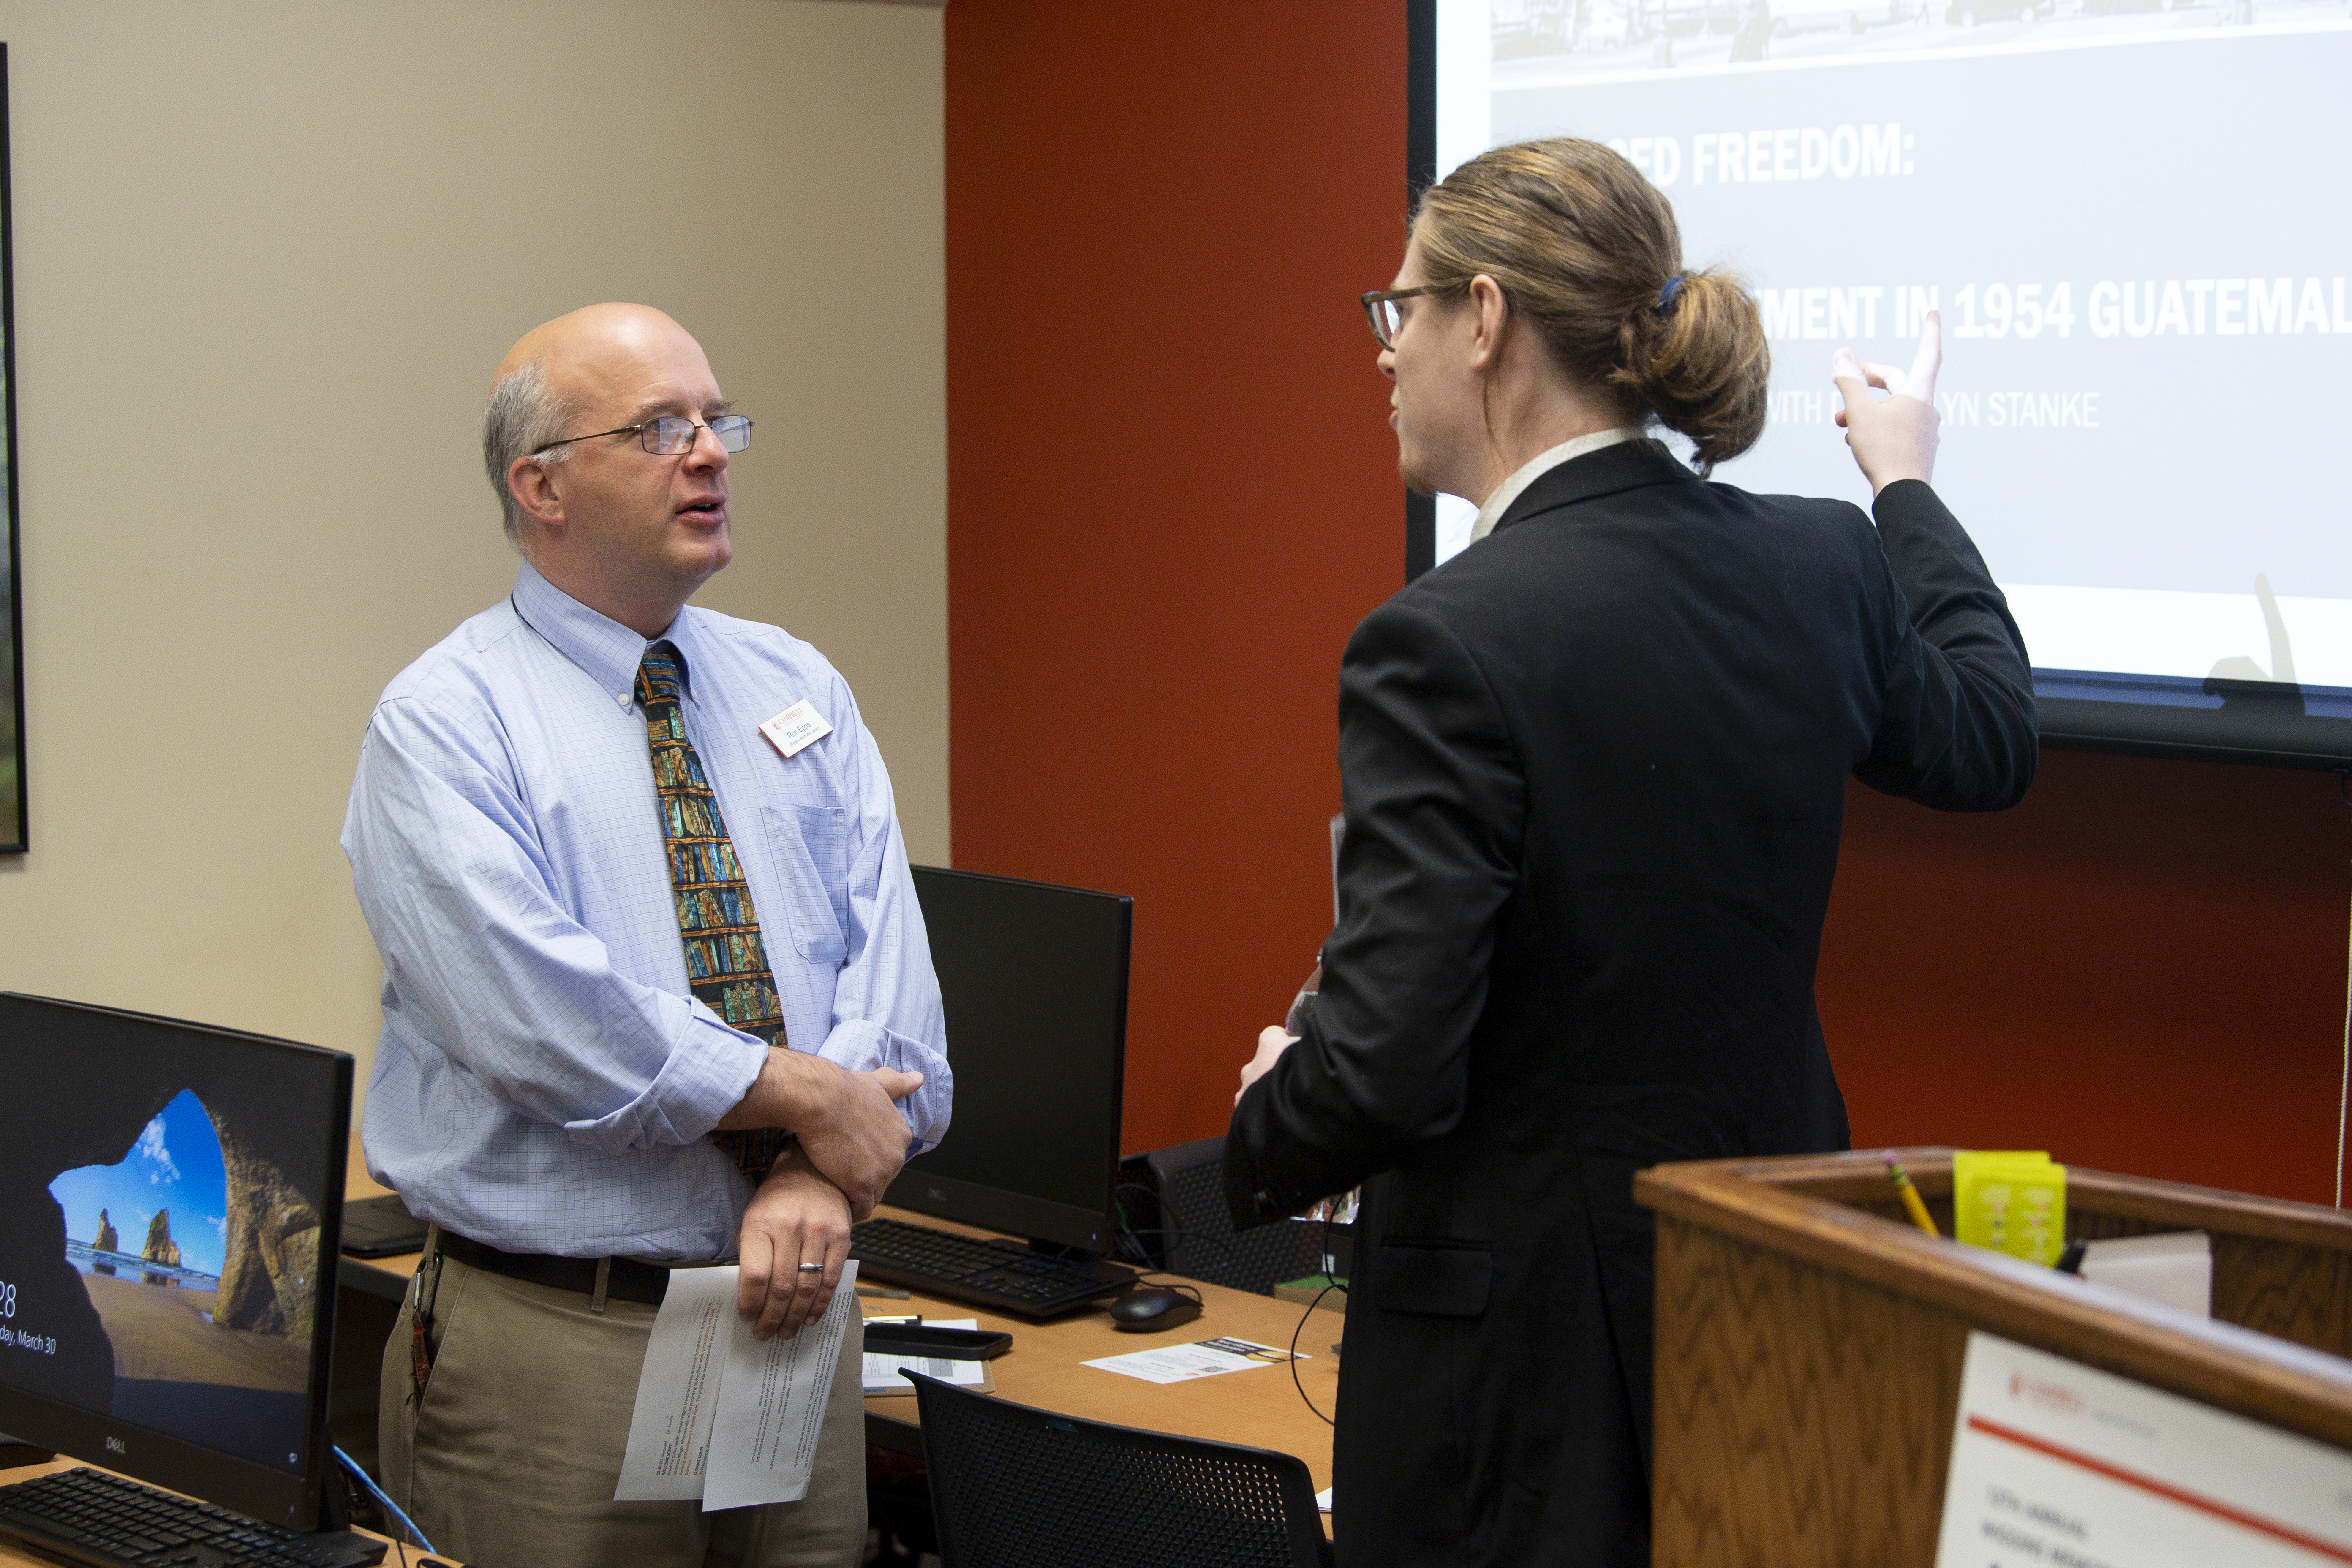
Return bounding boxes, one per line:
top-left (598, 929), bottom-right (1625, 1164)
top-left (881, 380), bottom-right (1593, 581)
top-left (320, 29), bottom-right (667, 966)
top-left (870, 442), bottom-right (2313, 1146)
top-left (105, 1437), bottom-right (126, 1455)
top-left (927, 1186), bottom-right (947, 1202)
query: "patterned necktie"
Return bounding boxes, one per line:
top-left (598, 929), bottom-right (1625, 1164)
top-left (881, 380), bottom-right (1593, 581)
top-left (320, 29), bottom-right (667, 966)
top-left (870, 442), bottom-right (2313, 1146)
top-left (637, 642), bottom-right (791, 1183)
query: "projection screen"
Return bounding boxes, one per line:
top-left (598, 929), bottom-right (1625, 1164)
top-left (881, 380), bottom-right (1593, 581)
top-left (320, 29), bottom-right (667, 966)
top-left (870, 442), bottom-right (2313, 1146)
top-left (1414, 0), bottom-right (2352, 765)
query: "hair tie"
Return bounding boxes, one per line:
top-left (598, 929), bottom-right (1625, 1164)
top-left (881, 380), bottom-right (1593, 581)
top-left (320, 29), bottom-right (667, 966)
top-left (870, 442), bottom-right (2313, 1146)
top-left (1656, 274), bottom-right (1687, 317)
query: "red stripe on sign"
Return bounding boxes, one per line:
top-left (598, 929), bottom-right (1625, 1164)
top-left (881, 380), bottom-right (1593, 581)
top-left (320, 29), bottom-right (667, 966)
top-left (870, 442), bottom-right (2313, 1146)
top-left (1965, 1413), bottom-right (2352, 1564)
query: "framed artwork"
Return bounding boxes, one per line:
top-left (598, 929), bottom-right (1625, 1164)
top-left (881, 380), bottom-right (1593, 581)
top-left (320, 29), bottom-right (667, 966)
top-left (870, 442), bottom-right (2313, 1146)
top-left (0, 43), bottom-right (21, 852)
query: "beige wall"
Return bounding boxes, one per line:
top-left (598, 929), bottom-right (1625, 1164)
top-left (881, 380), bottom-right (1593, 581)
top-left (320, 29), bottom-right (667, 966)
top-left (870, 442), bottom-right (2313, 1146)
top-left (0, 1), bottom-right (948, 1101)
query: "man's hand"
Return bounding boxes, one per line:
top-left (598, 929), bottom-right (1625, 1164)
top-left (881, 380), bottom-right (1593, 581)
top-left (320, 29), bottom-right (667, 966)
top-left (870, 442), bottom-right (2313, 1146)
top-left (795, 1064), bottom-right (920, 1220)
top-left (1833, 311), bottom-right (1942, 495)
top-left (1235, 1025), bottom-right (1298, 1107)
top-left (717, 1048), bottom-right (922, 1220)
top-left (735, 1146), bottom-right (854, 1341)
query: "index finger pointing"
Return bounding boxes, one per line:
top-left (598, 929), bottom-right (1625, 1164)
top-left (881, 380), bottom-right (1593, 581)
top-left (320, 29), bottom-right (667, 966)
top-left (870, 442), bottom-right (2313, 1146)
top-left (1907, 311), bottom-right (1943, 404)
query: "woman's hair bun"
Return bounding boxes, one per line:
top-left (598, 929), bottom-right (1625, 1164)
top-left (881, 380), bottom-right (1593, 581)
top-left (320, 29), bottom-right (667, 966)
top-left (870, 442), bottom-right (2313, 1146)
top-left (1412, 139), bottom-right (1773, 472)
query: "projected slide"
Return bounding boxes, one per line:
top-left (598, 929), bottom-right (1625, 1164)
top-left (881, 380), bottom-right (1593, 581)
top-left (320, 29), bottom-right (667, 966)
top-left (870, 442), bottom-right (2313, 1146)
top-left (1434, 0), bottom-right (2352, 715)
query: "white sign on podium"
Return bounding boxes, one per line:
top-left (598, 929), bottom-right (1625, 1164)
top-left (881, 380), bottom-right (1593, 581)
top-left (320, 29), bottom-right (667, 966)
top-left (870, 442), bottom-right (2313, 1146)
top-left (1937, 1331), bottom-right (2352, 1568)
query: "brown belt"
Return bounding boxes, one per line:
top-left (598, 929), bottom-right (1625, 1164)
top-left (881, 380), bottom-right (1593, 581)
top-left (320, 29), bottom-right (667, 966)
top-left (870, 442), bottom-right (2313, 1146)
top-left (435, 1230), bottom-right (674, 1307)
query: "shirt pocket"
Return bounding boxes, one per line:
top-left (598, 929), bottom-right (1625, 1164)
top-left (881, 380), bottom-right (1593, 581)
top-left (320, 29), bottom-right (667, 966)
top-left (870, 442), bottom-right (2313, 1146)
top-left (761, 803), bottom-right (849, 966)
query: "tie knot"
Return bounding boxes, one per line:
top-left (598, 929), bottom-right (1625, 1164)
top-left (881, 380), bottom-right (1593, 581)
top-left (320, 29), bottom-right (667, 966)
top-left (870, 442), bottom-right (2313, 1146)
top-left (635, 642), bottom-right (686, 708)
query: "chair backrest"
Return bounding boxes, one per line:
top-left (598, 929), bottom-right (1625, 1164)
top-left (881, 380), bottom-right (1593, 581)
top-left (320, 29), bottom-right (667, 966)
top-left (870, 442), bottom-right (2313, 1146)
top-left (1145, 1135), bottom-right (1324, 1295)
top-left (912, 1374), bottom-right (1328, 1568)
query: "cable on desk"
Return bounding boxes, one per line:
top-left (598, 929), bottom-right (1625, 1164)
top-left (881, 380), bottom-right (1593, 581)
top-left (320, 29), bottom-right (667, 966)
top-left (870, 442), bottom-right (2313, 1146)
top-left (1120, 1273), bottom-right (1205, 1309)
top-left (335, 1445), bottom-right (436, 1557)
top-left (1287, 1281), bottom-right (1342, 1426)
top-left (1283, 1212), bottom-right (1351, 1425)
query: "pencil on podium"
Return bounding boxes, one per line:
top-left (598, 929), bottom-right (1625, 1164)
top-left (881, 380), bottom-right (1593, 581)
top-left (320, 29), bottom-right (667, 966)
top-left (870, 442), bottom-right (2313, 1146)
top-left (1884, 1152), bottom-right (1940, 1238)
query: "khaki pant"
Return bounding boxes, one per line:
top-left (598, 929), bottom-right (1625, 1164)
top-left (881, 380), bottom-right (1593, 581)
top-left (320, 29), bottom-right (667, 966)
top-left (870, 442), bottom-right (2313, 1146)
top-left (378, 1250), bottom-right (867, 1568)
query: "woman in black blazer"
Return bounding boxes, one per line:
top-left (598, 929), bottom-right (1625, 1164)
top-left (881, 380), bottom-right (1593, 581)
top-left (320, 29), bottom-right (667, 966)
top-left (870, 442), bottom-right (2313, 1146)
top-left (1221, 139), bottom-right (2035, 1568)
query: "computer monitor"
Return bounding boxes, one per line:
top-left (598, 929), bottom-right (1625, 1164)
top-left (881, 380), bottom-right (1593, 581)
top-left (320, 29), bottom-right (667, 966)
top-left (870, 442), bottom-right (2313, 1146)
top-left (0, 993), bottom-right (354, 1533)
top-left (888, 867), bottom-right (1132, 1255)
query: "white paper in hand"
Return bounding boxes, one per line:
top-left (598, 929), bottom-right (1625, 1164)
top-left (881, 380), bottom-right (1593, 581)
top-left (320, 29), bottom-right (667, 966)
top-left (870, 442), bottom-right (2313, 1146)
top-left (702, 1260), bottom-right (860, 1511)
top-left (614, 1266), bottom-right (738, 1501)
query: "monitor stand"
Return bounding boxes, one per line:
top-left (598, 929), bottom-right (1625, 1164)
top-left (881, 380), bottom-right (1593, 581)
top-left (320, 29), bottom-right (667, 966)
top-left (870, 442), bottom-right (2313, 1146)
top-left (0, 1435), bottom-right (54, 1471)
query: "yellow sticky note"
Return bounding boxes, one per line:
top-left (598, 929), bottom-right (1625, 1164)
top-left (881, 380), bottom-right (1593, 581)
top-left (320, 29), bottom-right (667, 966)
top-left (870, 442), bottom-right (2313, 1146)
top-left (1953, 1151), bottom-right (2066, 1267)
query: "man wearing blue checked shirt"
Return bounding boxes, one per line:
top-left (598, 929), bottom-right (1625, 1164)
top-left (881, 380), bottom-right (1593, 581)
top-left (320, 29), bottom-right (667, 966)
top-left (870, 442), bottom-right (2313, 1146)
top-left (342, 303), bottom-right (949, 1568)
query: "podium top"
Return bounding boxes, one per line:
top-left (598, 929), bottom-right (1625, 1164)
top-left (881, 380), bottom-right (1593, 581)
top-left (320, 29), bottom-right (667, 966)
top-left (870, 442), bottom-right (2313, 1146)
top-left (1636, 1147), bottom-right (2352, 1454)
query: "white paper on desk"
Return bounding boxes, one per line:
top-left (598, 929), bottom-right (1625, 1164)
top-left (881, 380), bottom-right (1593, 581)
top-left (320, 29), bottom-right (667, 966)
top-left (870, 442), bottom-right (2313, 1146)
top-left (614, 1266), bottom-right (738, 1501)
top-left (1083, 1336), bottom-right (1304, 1385)
top-left (863, 1316), bottom-right (989, 1395)
top-left (701, 1260), bottom-right (860, 1511)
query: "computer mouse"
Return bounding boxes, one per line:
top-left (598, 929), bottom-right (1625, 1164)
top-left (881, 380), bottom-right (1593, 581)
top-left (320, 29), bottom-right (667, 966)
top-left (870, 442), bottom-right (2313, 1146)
top-left (1108, 1285), bottom-right (1203, 1333)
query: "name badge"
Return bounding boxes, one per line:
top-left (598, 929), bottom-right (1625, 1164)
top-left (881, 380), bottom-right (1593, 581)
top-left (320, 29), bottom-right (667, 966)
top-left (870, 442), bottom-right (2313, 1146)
top-left (759, 700), bottom-right (834, 760)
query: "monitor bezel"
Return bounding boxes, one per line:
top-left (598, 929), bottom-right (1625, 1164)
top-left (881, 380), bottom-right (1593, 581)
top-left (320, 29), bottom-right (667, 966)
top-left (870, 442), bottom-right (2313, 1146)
top-left (0, 993), bottom-right (352, 1533)
top-left (1399, 0), bottom-right (2352, 771)
top-left (884, 868), bottom-right (1132, 1257)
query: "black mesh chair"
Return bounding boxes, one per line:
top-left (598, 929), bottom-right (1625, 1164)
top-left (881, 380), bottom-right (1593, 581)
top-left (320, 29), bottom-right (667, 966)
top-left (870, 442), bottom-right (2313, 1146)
top-left (911, 1373), bottom-right (1332, 1568)
top-left (1142, 1135), bottom-right (1325, 1295)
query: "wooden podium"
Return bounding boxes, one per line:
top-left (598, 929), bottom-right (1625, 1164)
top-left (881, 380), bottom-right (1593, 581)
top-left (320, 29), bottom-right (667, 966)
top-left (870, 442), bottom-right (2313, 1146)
top-left (1635, 1148), bottom-right (2352, 1566)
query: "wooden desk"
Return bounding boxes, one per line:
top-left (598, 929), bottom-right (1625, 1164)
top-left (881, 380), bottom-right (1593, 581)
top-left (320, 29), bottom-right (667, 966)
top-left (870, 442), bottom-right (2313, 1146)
top-left (854, 1208), bottom-right (1342, 1495)
top-left (335, 1143), bottom-right (1341, 1506)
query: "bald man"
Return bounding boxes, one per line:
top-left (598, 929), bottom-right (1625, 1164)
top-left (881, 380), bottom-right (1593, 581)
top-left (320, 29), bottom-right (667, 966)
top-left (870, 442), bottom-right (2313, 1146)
top-left (342, 305), bottom-right (951, 1568)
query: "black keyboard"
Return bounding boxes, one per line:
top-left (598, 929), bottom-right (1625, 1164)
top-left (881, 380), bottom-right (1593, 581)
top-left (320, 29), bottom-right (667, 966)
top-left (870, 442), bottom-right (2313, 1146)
top-left (851, 1217), bottom-right (1135, 1317)
top-left (338, 1194), bottom-right (430, 1260)
top-left (0, 1467), bottom-right (386, 1568)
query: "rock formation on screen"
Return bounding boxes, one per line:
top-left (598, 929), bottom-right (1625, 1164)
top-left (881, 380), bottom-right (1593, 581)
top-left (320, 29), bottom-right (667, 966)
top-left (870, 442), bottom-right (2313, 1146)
top-left (211, 1124), bottom-right (321, 1342)
top-left (142, 1208), bottom-right (182, 1286)
top-left (93, 1209), bottom-right (118, 1253)
top-left (142, 1209), bottom-right (180, 1267)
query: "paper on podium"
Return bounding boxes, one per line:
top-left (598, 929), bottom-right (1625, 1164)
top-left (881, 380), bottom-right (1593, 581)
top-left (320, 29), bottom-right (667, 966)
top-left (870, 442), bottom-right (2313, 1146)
top-left (1935, 1331), bottom-right (2352, 1567)
top-left (615, 1260), bottom-right (859, 1510)
top-left (2078, 1230), bottom-right (2213, 1318)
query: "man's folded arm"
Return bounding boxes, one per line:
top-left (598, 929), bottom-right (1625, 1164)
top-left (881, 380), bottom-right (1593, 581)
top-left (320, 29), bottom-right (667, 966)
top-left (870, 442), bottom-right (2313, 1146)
top-left (344, 700), bottom-right (769, 1152)
top-left (805, 683), bottom-right (952, 1154)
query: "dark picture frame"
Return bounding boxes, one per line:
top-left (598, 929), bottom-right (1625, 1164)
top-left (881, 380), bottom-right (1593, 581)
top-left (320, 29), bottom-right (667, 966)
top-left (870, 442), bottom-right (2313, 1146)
top-left (0, 43), bottom-right (22, 851)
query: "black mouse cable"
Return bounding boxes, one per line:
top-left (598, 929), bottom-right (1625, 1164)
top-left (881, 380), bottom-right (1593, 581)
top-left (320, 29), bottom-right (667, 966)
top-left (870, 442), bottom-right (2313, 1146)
top-left (1120, 1272), bottom-right (1205, 1308)
top-left (1288, 1280), bottom-right (1341, 1426)
top-left (1287, 1211), bottom-right (1351, 1426)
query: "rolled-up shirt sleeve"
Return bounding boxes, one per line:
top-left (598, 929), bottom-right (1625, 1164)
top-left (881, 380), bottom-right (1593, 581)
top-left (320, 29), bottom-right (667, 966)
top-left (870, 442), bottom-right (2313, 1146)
top-left (345, 697), bottom-right (770, 1152)
top-left (813, 676), bottom-right (952, 1154)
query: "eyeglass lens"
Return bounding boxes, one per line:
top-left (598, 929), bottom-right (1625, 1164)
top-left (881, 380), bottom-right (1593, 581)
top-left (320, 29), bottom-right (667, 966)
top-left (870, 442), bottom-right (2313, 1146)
top-left (1370, 299), bottom-right (1403, 349)
top-left (643, 415), bottom-right (753, 455)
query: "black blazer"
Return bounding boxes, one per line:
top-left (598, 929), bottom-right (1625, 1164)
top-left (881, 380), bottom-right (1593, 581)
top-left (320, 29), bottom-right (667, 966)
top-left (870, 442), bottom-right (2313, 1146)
top-left (1223, 439), bottom-right (2035, 1568)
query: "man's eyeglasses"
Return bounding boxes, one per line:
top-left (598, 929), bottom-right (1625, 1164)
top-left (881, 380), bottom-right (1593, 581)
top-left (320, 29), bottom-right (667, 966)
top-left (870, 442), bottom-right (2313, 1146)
top-left (536, 414), bottom-right (754, 457)
top-left (1361, 284), bottom-right (1461, 351)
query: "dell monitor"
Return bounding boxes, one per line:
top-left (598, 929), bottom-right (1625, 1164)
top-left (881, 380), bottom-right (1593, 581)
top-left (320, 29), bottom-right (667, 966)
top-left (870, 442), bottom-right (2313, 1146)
top-left (0, 993), bottom-right (361, 1538)
top-left (887, 867), bottom-right (1132, 1255)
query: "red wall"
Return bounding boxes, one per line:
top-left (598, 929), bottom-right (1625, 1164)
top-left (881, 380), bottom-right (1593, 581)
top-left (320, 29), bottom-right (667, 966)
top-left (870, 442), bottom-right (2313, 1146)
top-left (944, 2), bottom-right (2352, 1205)
top-left (1823, 753), bottom-right (2348, 1205)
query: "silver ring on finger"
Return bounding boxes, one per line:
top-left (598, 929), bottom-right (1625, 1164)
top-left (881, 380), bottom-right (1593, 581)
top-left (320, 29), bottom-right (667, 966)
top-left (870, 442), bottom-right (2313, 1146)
top-left (796, 1262), bottom-right (825, 1273)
